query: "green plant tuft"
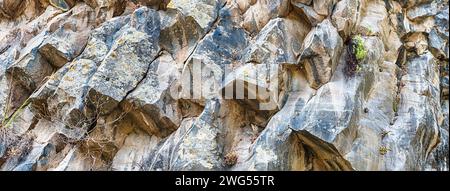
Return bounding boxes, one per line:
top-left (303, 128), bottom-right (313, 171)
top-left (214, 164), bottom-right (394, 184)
top-left (353, 35), bottom-right (367, 62)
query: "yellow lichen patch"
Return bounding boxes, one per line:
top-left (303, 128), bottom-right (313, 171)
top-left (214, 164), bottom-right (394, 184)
top-left (379, 146), bottom-right (391, 155)
top-left (166, 0), bottom-right (175, 9)
top-left (64, 75), bottom-right (74, 81)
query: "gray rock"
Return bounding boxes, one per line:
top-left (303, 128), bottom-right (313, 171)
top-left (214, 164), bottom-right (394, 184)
top-left (290, 36), bottom-right (383, 155)
top-left (0, 0), bottom-right (448, 172)
top-left (158, 10), bottom-right (205, 63)
top-left (38, 4), bottom-right (98, 68)
top-left (5, 37), bottom-right (54, 117)
top-left (166, 0), bottom-right (220, 32)
top-left (331, 0), bottom-right (360, 39)
top-left (180, 7), bottom-right (248, 102)
top-left (78, 15), bottom-right (131, 64)
top-left (47, 59), bottom-right (97, 127)
top-left (121, 52), bottom-right (182, 138)
top-left (425, 100), bottom-right (448, 171)
top-left (242, 0), bottom-right (291, 34)
top-left (398, 0), bottom-right (434, 9)
top-left (428, 6), bottom-right (449, 59)
top-left (144, 99), bottom-right (224, 171)
top-left (407, 2), bottom-right (438, 21)
top-left (292, 3), bottom-right (325, 26)
top-left (312, 0), bottom-right (335, 16)
top-left (222, 63), bottom-right (282, 112)
top-left (87, 8), bottom-right (161, 115)
top-left (344, 61), bottom-right (399, 170)
top-left (29, 15), bottom-right (130, 120)
top-left (383, 52), bottom-right (441, 170)
top-left (299, 19), bottom-right (343, 89)
top-left (111, 131), bottom-right (160, 171)
top-left (243, 16), bottom-right (310, 65)
top-left (6, 47), bottom-right (52, 93)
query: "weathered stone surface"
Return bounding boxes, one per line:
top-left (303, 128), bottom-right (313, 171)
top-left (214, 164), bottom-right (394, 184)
top-left (404, 32), bottom-right (429, 55)
top-left (47, 59), bottom-right (97, 127)
top-left (344, 61), bottom-right (399, 170)
top-left (28, 14), bottom-right (130, 121)
top-left (111, 130), bottom-right (160, 171)
top-left (236, 70), bottom-right (312, 170)
top-left (290, 36), bottom-right (383, 156)
top-left (144, 100), bottom-right (224, 171)
top-left (38, 4), bottom-right (100, 68)
top-left (180, 7), bottom-right (248, 102)
top-left (356, 0), bottom-right (389, 37)
top-left (292, 2), bottom-right (325, 26)
top-left (331, 0), bottom-right (360, 39)
top-left (87, 8), bottom-right (161, 115)
top-left (0, 0), bottom-right (27, 19)
top-left (5, 46), bottom-right (53, 117)
top-left (425, 100), bottom-right (448, 171)
top-left (428, 5), bottom-right (449, 59)
top-left (242, 0), bottom-right (291, 34)
top-left (121, 52), bottom-right (181, 137)
top-left (299, 19), bottom-right (343, 89)
top-left (243, 14), bottom-right (310, 65)
top-left (398, 0), bottom-right (434, 9)
top-left (166, 0), bottom-right (220, 31)
top-left (222, 63), bottom-right (283, 112)
top-left (383, 52), bottom-right (441, 170)
top-left (312, 0), bottom-right (335, 16)
top-left (407, 2), bottom-right (438, 21)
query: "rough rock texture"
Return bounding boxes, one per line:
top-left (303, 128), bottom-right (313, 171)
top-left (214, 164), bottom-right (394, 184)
top-left (0, 0), bottom-right (448, 171)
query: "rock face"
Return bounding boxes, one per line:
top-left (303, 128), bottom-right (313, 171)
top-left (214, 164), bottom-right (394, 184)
top-left (0, 0), bottom-right (448, 171)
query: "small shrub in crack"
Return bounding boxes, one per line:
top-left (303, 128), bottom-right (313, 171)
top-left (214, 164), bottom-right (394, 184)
top-left (345, 35), bottom-right (367, 77)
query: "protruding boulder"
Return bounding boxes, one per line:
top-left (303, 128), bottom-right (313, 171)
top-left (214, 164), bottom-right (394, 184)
top-left (144, 99), bottom-right (224, 171)
top-left (222, 63), bottom-right (283, 113)
top-left (242, 15), bottom-right (310, 65)
top-left (47, 59), bottom-right (97, 127)
top-left (331, 0), bottom-right (360, 39)
top-left (166, 0), bottom-right (220, 31)
top-left (5, 46), bottom-right (53, 117)
top-left (299, 19), bottom-right (343, 89)
top-left (312, 0), bottom-right (335, 16)
top-left (87, 9), bottom-right (161, 115)
top-left (428, 6), bottom-right (449, 59)
top-left (291, 3), bottom-right (325, 26)
top-left (406, 2), bottom-right (438, 21)
top-left (38, 4), bottom-right (101, 68)
top-left (180, 8), bottom-right (248, 103)
top-left (29, 14), bottom-right (130, 120)
top-left (121, 52), bottom-right (182, 137)
top-left (242, 0), bottom-right (291, 34)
